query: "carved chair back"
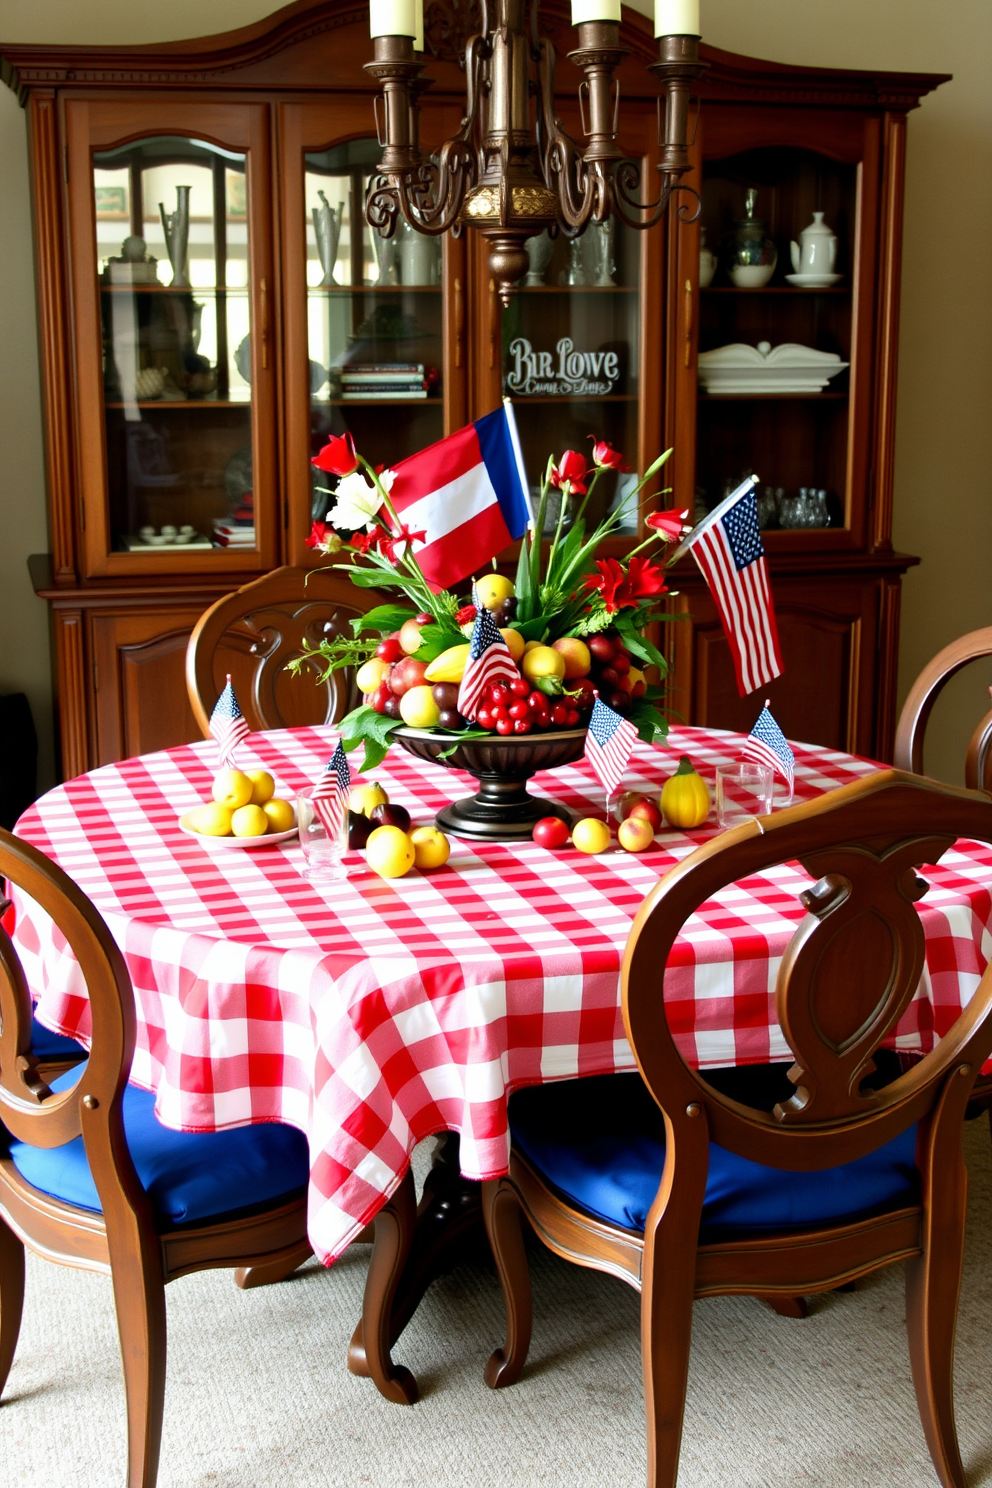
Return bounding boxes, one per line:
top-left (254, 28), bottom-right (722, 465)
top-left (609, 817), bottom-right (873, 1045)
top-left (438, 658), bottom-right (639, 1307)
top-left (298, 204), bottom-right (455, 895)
top-left (622, 770), bottom-right (992, 1188)
top-left (0, 829), bottom-right (153, 1232)
top-left (894, 626), bottom-right (992, 793)
top-left (185, 566), bottom-right (387, 738)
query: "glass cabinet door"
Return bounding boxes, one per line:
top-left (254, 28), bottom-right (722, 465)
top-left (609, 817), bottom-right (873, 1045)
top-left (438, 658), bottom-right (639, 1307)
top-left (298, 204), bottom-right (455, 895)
top-left (66, 101), bottom-right (275, 576)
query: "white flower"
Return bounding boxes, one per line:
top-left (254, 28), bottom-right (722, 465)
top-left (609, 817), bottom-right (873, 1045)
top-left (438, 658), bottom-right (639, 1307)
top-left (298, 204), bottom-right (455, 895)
top-left (326, 471), bottom-right (384, 532)
top-left (378, 469), bottom-right (397, 494)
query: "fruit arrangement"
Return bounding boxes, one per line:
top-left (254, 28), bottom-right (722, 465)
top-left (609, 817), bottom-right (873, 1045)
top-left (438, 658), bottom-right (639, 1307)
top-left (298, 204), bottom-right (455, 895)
top-left (183, 769), bottom-right (296, 839)
top-left (529, 765), bottom-right (711, 854)
top-left (347, 780), bottom-right (450, 877)
top-left (292, 431), bottom-right (689, 772)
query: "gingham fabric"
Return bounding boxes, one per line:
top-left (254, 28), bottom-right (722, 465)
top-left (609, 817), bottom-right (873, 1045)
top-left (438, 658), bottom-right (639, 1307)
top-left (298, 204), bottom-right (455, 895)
top-left (10, 726), bottom-right (992, 1264)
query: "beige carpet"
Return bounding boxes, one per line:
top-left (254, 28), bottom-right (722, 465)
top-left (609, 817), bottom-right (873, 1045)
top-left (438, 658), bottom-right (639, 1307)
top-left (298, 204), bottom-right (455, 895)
top-left (3, 1122), bottom-right (992, 1488)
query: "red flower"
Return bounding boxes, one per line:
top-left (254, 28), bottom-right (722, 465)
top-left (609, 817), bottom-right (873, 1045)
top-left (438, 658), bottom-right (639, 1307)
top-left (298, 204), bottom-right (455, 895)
top-left (312, 432), bottom-right (358, 477)
top-left (583, 555), bottom-right (668, 613)
top-left (349, 526), bottom-right (387, 555)
top-left (379, 522), bottom-right (427, 563)
top-left (588, 437), bottom-right (630, 472)
top-left (550, 449), bottom-right (588, 495)
top-left (646, 507), bottom-right (690, 542)
top-left (306, 520), bottom-right (327, 551)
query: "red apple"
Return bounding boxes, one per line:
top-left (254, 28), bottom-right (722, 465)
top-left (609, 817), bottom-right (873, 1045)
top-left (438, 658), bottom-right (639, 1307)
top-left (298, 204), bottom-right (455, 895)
top-left (616, 791), bottom-right (647, 821)
top-left (389, 656), bottom-right (429, 695)
top-left (618, 818), bottom-right (654, 854)
top-left (628, 798), bottom-right (663, 832)
top-left (588, 634), bottom-right (615, 664)
top-left (532, 816), bottom-right (571, 849)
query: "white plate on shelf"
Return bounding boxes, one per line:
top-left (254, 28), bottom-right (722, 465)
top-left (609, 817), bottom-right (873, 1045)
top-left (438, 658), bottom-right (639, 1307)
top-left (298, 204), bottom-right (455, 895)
top-left (178, 812), bottom-right (297, 849)
top-left (785, 273), bottom-right (843, 289)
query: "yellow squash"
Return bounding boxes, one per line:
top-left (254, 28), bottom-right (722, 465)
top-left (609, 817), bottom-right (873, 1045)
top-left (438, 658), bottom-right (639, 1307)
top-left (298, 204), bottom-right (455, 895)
top-left (660, 755), bottom-right (710, 829)
top-left (423, 643), bottom-right (471, 683)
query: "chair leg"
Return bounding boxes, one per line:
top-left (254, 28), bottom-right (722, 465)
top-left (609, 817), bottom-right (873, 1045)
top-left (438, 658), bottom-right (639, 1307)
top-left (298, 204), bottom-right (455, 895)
top-left (0, 1215), bottom-right (25, 1396)
top-left (760, 1294), bottom-right (809, 1319)
top-left (235, 1240), bottom-right (313, 1290)
top-left (481, 1178), bottom-right (532, 1389)
top-left (640, 1223), bottom-right (697, 1488)
top-left (347, 1170), bottom-right (419, 1405)
top-left (108, 1234), bottom-right (168, 1488)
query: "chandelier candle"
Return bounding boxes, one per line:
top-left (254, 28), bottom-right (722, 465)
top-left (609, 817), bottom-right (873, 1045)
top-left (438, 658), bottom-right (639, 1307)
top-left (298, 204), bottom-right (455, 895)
top-left (571, 0), bottom-right (621, 22)
top-left (654, 0), bottom-right (700, 35)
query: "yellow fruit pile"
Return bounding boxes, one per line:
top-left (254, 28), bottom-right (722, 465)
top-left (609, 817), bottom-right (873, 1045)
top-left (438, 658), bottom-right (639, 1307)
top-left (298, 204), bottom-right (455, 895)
top-left (348, 781), bottom-right (451, 878)
top-left (186, 768), bottom-right (296, 839)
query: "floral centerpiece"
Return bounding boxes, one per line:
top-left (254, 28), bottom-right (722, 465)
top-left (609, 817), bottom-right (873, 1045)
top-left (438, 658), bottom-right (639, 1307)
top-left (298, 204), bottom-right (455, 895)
top-left (293, 428), bottom-right (688, 837)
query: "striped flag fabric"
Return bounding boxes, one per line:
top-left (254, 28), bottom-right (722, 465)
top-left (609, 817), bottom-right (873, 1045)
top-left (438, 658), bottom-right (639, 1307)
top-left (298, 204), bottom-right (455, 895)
top-left (743, 700), bottom-right (795, 797)
top-left (209, 675), bottom-right (250, 768)
top-left (584, 697), bottom-right (639, 800)
top-left (677, 478), bottom-right (783, 697)
top-left (386, 401), bottom-right (531, 591)
top-left (457, 605), bottom-right (520, 721)
top-left (310, 742), bottom-right (351, 841)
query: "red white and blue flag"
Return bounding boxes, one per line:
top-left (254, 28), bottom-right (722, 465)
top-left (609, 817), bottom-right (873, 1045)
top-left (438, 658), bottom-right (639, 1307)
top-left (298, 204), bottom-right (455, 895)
top-left (743, 699), bottom-right (795, 797)
top-left (584, 697), bottom-right (638, 800)
top-left (387, 400), bottom-right (531, 591)
top-left (209, 674), bottom-right (250, 768)
top-left (457, 604), bottom-right (520, 721)
top-left (674, 477), bottom-right (783, 697)
top-left (310, 742), bottom-right (351, 841)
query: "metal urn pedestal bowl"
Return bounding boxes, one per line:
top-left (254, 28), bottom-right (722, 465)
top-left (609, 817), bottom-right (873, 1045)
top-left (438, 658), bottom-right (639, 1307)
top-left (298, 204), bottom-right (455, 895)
top-left (393, 727), bottom-right (588, 843)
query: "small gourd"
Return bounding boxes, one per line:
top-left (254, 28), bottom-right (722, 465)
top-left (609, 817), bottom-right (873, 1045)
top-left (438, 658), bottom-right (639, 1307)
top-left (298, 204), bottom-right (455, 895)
top-left (660, 755), bottom-right (710, 829)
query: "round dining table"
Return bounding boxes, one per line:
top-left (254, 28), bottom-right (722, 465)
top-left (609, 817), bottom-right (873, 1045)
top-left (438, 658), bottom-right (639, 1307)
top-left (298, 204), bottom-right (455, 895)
top-left (10, 723), bottom-right (992, 1395)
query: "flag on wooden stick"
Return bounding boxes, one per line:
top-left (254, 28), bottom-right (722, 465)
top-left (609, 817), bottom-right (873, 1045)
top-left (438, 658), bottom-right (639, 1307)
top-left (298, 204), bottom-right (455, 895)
top-left (743, 699), bottom-right (795, 797)
top-left (584, 697), bottom-right (638, 800)
top-left (457, 603), bottom-right (520, 721)
top-left (310, 742), bottom-right (351, 841)
top-left (209, 675), bottom-right (250, 768)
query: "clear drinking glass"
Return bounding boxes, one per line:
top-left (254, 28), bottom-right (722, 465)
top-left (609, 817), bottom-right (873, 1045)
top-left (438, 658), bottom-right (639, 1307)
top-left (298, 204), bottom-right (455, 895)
top-left (715, 763), bottom-right (774, 829)
top-left (297, 788), bottom-right (348, 882)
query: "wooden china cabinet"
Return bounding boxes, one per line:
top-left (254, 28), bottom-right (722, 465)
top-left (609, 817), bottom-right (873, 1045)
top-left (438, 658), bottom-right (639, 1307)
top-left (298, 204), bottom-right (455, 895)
top-left (1, 0), bottom-right (946, 778)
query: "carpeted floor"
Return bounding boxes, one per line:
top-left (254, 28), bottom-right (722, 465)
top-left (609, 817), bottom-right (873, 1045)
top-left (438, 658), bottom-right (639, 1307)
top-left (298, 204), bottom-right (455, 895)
top-left (3, 1121), bottom-right (992, 1488)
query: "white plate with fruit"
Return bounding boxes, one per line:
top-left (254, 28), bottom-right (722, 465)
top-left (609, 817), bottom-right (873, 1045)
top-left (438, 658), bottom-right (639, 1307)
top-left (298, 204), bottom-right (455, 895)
top-left (179, 768), bottom-right (297, 848)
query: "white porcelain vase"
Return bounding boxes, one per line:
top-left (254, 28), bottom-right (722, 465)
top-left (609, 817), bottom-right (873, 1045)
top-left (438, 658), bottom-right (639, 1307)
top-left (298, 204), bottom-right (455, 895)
top-left (790, 212), bottom-right (838, 276)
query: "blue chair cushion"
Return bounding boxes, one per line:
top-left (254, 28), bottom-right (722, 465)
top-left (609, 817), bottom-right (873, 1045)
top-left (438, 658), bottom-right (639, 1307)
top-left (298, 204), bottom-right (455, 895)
top-left (7, 1065), bottom-right (310, 1229)
top-left (30, 1013), bottom-right (86, 1060)
top-left (508, 1072), bottom-right (919, 1238)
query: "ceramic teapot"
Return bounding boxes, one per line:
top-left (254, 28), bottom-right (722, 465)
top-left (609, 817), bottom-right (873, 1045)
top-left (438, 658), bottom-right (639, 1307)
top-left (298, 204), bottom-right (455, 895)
top-left (790, 212), bottom-right (838, 276)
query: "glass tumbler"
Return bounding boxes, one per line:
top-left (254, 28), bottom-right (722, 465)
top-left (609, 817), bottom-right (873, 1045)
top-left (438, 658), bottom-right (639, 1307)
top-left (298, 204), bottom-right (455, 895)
top-left (297, 788), bottom-right (348, 882)
top-left (715, 763), bottom-right (774, 830)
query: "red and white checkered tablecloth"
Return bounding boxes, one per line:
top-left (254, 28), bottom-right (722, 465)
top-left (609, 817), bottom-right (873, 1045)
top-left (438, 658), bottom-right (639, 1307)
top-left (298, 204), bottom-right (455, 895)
top-left (10, 725), bottom-right (992, 1264)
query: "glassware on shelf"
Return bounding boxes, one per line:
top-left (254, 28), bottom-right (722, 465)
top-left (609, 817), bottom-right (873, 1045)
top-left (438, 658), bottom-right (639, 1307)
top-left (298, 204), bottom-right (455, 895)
top-left (372, 230), bottom-right (399, 286)
top-left (559, 236), bottom-right (588, 287)
top-left (524, 230), bottom-right (554, 286)
top-left (779, 487), bottom-right (831, 528)
top-left (398, 220), bottom-right (441, 285)
top-left (93, 134), bottom-right (254, 555)
top-left (699, 228), bottom-right (716, 288)
top-left (312, 191), bottom-right (345, 286)
top-left (586, 220), bottom-right (616, 287)
top-left (725, 188), bottom-right (777, 288)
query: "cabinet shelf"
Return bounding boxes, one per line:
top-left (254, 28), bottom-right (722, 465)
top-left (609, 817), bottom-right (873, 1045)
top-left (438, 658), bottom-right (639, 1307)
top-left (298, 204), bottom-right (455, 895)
top-left (503, 393), bottom-right (637, 404)
top-left (698, 391), bottom-right (848, 402)
top-left (306, 284), bottom-right (441, 295)
top-left (314, 397), bottom-right (441, 407)
top-left (104, 398), bottom-right (251, 409)
top-left (512, 285), bottom-right (639, 295)
top-left (99, 283), bottom-right (246, 295)
top-left (701, 285), bottom-right (850, 296)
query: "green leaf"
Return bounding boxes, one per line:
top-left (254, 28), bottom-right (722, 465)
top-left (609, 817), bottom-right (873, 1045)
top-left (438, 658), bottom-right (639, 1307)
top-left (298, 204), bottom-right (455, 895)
top-left (514, 527), bottom-right (533, 613)
top-left (337, 705), bottom-right (401, 749)
top-left (633, 448), bottom-right (673, 493)
top-left (351, 604), bottom-right (416, 636)
top-left (436, 729), bottom-right (491, 760)
top-left (338, 566), bottom-right (410, 590)
top-left (534, 675), bottom-right (565, 697)
top-left (627, 699), bottom-right (670, 746)
top-left (513, 615), bottom-right (553, 642)
top-left (613, 611), bottom-right (667, 672)
top-left (412, 624), bottom-right (466, 662)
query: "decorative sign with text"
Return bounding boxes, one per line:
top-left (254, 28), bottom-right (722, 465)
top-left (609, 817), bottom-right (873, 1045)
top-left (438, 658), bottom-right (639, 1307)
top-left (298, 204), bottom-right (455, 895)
top-left (505, 336), bottom-right (621, 397)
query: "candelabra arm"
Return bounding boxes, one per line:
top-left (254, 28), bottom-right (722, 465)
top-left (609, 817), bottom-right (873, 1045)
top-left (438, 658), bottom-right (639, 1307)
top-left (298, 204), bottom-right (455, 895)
top-left (538, 39), bottom-right (598, 230)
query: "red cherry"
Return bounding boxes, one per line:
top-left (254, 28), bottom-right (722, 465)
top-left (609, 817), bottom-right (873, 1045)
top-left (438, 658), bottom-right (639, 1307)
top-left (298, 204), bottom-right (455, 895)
top-left (565, 709), bottom-right (581, 728)
top-left (551, 703), bottom-right (569, 727)
top-left (606, 690), bottom-right (631, 714)
top-left (616, 674), bottom-right (633, 694)
top-left (612, 653), bottom-right (631, 675)
top-left (509, 677), bottom-right (530, 697)
top-left (509, 700), bottom-right (530, 720)
top-left (496, 716), bottom-right (514, 736)
top-left (570, 678), bottom-right (597, 711)
top-left (532, 816), bottom-right (571, 850)
top-left (527, 691), bottom-right (545, 712)
top-left (476, 707), bottom-right (495, 730)
top-left (491, 684), bottom-right (511, 709)
top-left (631, 677), bottom-right (647, 699)
top-left (415, 611), bottom-right (433, 625)
top-left (600, 666), bottom-right (620, 689)
top-left (513, 717), bottom-right (531, 735)
top-left (588, 635), bottom-right (615, 663)
top-left (534, 710), bottom-right (551, 730)
top-left (376, 637), bottom-right (403, 663)
top-left (370, 683), bottom-right (391, 714)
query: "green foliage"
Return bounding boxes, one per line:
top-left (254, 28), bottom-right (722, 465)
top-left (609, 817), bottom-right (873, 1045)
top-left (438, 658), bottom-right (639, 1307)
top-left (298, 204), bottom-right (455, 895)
top-left (351, 604), bottom-right (417, 636)
top-left (613, 610), bottom-right (667, 672)
top-left (570, 604), bottom-right (613, 638)
top-left (627, 698), bottom-right (670, 746)
top-left (285, 636), bottom-right (378, 682)
top-left (513, 615), bottom-right (552, 642)
top-left (336, 704), bottom-right (403, 773)
top-left (411, 623), bottom-right (467, 662)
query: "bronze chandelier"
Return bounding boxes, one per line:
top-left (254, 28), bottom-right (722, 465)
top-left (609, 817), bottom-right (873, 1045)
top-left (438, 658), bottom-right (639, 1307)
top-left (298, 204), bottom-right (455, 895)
top-left (364, 0), bottom-right (707, 304)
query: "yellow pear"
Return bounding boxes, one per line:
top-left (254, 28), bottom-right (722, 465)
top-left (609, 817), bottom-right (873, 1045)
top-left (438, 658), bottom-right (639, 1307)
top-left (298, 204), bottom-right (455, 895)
top-left (188, 803), bottom-right (234, 837)
top-left (262, 798), bottom-right (295, 833)
top-left (231, 804), bottom-right (269, 837)
top-left (212, 769), bottom-right (253, 809)
top-left (246, 769), bottom-right (275, 805)
top-left (474, 573), bottom-right (515, 610)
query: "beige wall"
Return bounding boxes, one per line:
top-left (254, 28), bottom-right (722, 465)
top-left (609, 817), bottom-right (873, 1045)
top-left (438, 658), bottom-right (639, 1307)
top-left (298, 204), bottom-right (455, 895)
top-left (2, 0), bottom-right (989, 786)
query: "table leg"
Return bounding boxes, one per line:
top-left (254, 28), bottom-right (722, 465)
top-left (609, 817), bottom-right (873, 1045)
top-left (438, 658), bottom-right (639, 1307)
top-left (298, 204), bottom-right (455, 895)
top-left (348, 1133), bottom-right (486, 1401)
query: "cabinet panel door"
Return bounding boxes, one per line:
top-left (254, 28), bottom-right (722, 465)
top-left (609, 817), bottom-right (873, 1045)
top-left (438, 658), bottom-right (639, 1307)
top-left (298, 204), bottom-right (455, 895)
top-left (671, 578), bottom-right (879, 756)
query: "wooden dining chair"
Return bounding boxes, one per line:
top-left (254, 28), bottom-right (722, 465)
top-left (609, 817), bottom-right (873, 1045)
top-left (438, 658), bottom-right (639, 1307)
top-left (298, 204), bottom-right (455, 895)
top-left (0, 829), bottom-right (314, 1488)
top-left (185, 564), bottom-right (387, 738)
top-left (894, 625), bottom-right (992, 791)
top-left (481, 769), bottom-right (992, 1488)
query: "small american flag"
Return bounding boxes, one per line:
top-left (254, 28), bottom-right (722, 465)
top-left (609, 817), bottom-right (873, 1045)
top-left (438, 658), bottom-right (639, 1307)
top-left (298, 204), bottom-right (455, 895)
top-left (209, 675), bottom-right (250, 768)
top-left (584, 697), bottom-right (638, 800)
top-left (684, 480), bottom-right (783, 697)
top-left (457, 604), bottom-right (520, 721)
top-left (310, 742), bottom-right (351, 841)
top-left (744, 700), bottom-right (795, 796)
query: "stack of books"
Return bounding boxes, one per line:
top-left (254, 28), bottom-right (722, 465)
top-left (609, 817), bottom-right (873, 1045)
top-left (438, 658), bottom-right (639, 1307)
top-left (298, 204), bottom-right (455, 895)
top-left (212, 518), bottom-right (255, 549)
top-left (334, 364), bottom-right (428, 400)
